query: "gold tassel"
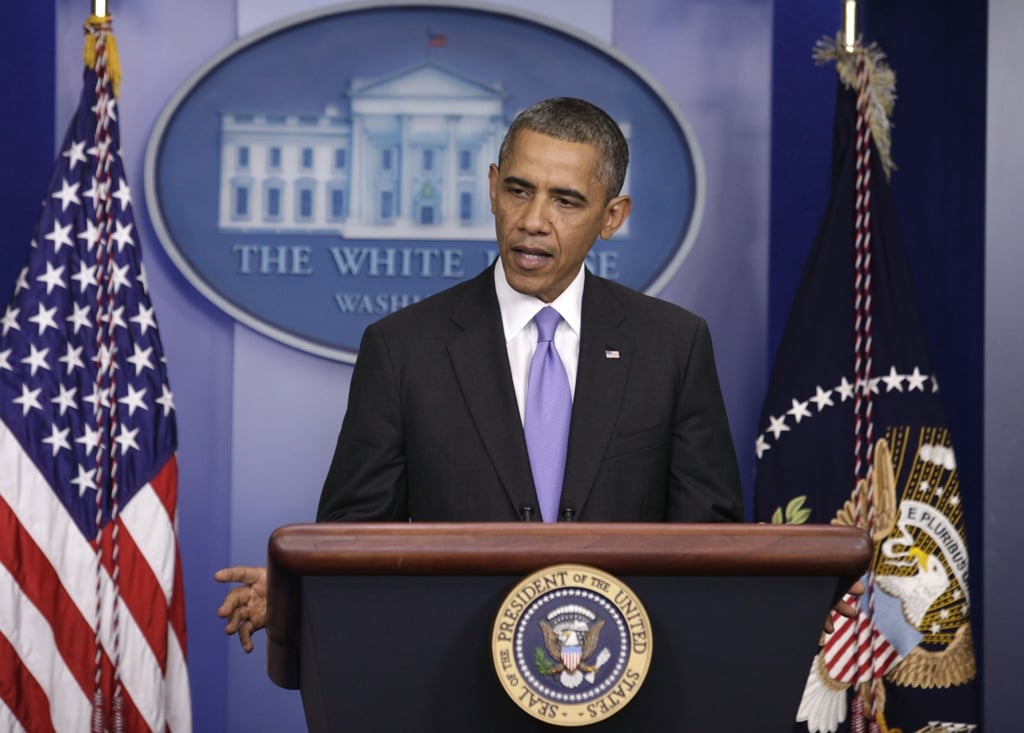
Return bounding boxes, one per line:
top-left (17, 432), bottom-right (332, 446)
top-left (83, 14), bottom-right (121, 98)
top-left (814, 34), bottom-right (897, 180)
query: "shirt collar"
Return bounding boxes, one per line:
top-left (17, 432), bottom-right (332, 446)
top-left (494, 258), bottom-right (585, 342)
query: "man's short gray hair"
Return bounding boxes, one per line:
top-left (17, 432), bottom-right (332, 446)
top-left (497, 97), bottom-right (629, 201)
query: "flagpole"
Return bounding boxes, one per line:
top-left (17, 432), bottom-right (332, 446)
top-left (843, 0), bottom-right (857, 51)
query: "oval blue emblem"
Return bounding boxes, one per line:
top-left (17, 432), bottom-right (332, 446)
top-left (145, 3), bottom-right (704, 362)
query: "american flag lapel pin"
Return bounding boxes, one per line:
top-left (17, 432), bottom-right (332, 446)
top-left (604, 349), bottom-right (620, 359)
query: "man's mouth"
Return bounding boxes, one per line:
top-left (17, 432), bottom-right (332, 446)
top-left (511, 247), bottom-right (553, 269)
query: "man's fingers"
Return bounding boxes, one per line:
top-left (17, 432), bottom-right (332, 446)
top-left (835, 600), bottom-right (858, 620)
top-left (216, 586), bottom-right (251, 619)
top-left (224, 604), bottom-right (251, 635)
top-left (218, 585), bottom-right (257, 635)
top-left (215, 566), bottom-right (266, 653)
top-left (214, 566), bottom-right (264, 586)
top-left (239, 621), bottom-right (255, 653)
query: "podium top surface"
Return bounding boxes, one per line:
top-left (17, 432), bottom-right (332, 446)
top-left (267, 522), bottom-right (871, 577)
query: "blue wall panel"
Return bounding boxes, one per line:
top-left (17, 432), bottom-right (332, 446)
top-left (1, 2), bottom-right (55, 303)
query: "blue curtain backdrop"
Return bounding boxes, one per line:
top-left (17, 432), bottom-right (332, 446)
top-left (0, 4), bottom-right (54, 304)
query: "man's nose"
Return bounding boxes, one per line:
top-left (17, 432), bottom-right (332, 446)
top-left (518, 195), bottom-right (551, 234)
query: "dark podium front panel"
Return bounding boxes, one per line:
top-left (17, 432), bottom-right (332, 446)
top-left (266, 523), bottom-right (870, 732)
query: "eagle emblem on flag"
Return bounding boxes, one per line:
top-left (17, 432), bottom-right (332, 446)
top-left (796, 432), bottom-right (976, 733)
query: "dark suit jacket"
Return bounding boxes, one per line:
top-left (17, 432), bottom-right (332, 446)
top-left (317, 266), bottom-right (742, 523)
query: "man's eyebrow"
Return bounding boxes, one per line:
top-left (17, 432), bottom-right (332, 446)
top-left (503, 176), bottom-right (589, 205)
top-left (502, 175), bottom-right (535, 191)
top-left (549, 186), bottom-right (589, 205)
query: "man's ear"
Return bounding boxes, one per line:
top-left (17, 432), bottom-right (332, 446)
top-left (488, 163), bottom-right (500, 215)
top-left (600, 195), bottom-right (632, 240)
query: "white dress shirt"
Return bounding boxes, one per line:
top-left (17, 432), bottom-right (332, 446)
top-left (494, 258), bottom-right (584, 424)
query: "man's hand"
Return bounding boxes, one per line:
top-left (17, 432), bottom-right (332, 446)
top-left (215, 566), bottom-right (268, 653)
top-left (824, 579), bottom-right (866, 634)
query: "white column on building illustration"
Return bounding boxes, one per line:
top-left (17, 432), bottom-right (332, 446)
top-left (443, 115), bottom-right (458, 225)
top-left (289, 132), bottom-right (301, 226)
top-left (218, 125), bottom-right (232, 226)
top-left (350, 118), bottom-right (365, 225)
top-left (399, 113), bottom-right (412, 225)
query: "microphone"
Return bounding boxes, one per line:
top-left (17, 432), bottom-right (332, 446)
top-left (561, 506), bottom-right (576, 522)
top-left (520, 505), bottom-right (535, 522)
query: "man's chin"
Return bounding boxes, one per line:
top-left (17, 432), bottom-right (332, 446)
top-left (505, 271), bottom-right (550, 300)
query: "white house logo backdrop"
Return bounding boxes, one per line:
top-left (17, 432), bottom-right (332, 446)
top-left (145, 2), bottom-right (703, 362)
top-left (492, 565), bottom-right (652, 726)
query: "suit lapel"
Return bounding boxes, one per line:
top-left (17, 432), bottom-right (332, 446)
top-left (560, 273), bottom-right (633, 516)
top-left (446, 267), bottom-right (538, 515)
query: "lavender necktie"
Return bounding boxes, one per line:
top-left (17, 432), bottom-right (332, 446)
top-left (524, 306), bottom-right (572, 522)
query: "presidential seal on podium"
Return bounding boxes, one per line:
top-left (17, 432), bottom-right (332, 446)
top-left (492, 564), bottom-right (653, 726)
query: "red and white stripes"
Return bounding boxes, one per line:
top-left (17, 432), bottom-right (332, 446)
top-left (0, 426), bottom-right (191, 732)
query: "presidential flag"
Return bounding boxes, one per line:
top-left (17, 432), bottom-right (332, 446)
top-left (753, 39), bottom-right (977, 733)
top-left (0, 16), bottom-right (191, 732)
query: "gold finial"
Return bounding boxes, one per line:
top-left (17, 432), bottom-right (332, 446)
top-left (843, 0), bottom-right (858, 52)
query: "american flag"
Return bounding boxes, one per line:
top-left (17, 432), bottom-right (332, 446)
top-left (0, 17), bottom-right (191, 732)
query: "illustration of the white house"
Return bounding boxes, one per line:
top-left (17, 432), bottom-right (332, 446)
top-left (219, 63), bottom-right (500, 240)
top-left (218, 62), bottom-right (629, 240)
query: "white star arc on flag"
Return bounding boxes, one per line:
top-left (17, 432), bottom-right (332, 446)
top-left (754, 365), bottom-right (938, 459)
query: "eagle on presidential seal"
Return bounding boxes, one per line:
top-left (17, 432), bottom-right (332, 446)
top-left (535, 604), bottom-right (612, 689)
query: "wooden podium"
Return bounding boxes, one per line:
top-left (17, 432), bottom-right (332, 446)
top-left (265, 523), bottom-right (870, 731)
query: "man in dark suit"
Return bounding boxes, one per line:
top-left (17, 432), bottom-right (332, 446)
top-left (217, 97), bottom-right (742, 651)
top-left (317, 264), bottom-right (740, 523)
